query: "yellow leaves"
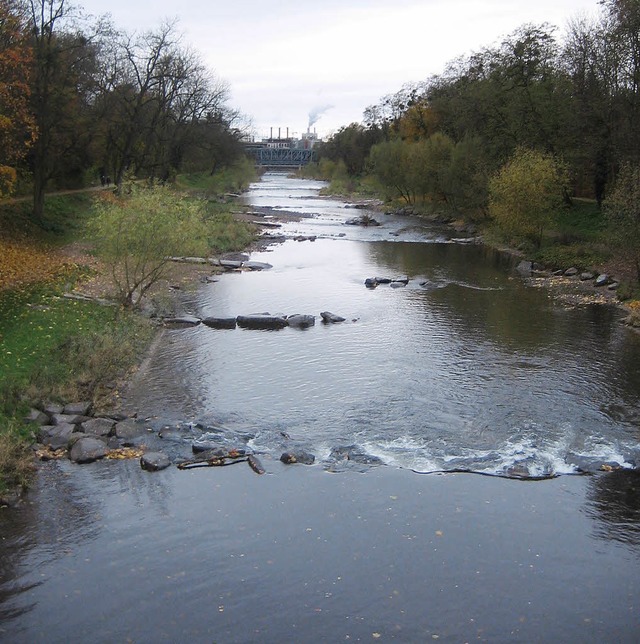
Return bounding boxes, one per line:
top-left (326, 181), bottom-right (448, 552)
top-left (0, 239), bottom-right (77, 292)
top-left (106, 447), bottom-right (144, 460)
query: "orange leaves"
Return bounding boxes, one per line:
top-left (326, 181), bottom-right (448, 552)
top-left (0, 239), bottom-right (77, 292)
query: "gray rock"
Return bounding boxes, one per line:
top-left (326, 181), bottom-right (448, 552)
top-left (364, 277), bottom-right (378, 288)
top-left (374, 277), bottom-right (391, 284)
top-left (564, 267), bottom-right (579, 276)
top-left (552, 269), bottom-right (565, 276)
top-left (320, 311), bottom-right (346, 323)
top-left (81, 417), bottom-right (116, 437)
top-left (242, 261), bottom-right (273, 271)
top-left (280, 450), bottom-right (315, 465)
top-left (608, 282), bottom-right (619, 291)
top-left (25, 408), bottom-right (50, 425)
top-left (390, 281), bottom-right (406, 288)
top-left (516, 260), bottom-right (533, 274)
top-left (392, 276), bottom-right (409, 285)
top-left (236, 314), bottom-right (288, 330)
top-left (579, 272), bottom-right (595, 281)
top-left (140, 452), bottom-right (171, 471)
top-left (42, 402), bottom-right (64, 415)
top-left (40, 423), bottom-right (74, 450)
top-left (287, 314), bottom-right (316, 328)
top-left (201, 317), bottom-right (237, 329)
top-left (51, 413), bottom-right (83, 426)
top-left (594, 274), bottom-right (610, 287)
top-left (63, 401), bottom-right (92, 416)
top-left (164, 315), bottom-right (201, 326)
top-left (115, 419), bottom-right (145, 441)
top-left (219, 259), bottom-right (243, 269)
top-left (69, 436), bottom-right (109, 463)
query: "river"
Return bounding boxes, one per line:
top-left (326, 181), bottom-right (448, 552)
top-left (1, 173), bottom-right (640, 642)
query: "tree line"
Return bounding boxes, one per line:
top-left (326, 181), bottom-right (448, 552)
top-left (317, 0), bottom-right (640, 280)
top-left (0, 0), bottom-right (248, 219)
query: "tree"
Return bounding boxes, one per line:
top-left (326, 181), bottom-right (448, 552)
top-left (0, 0), bottom-right (36, 196)
top-left (27, 0), bottom-right (99, 219)
top-left (90, 186), bottom-right (209, 307)
top-left (368, 139), bottom-right (415, 203)
top-left (488, 147), bottom-right (569, 247)
top-left (319, 123), bottom-right (383, 176)
top-left (604, 162), bottom-right (640, 283)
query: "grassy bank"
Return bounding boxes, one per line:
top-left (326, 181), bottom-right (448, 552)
top-left (0, 163), bottom-right (257, 497)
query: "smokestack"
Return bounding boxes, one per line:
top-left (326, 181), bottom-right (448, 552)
top-left (286, 127), bottom-right (289, 139)
top-left (278, 127), bottom-right (281, 139)
top-left (270, 127), bottom-right (273, 139)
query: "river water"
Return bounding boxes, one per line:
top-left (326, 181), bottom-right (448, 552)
top-left (123, 172), bottom-right (640, 479)
top-left (1, 173), bottom-right (640, 642)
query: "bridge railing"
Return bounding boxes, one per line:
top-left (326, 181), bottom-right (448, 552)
top-left (245, 147), bottom-right (316, 166)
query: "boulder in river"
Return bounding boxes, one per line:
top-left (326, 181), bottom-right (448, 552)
top-left (115, 419), bottom-right (145, 442)
top-left (280, 450), bottom-right (315, 465)
top-left (163, 315), bottom-right (201, 327)
top-left (345, 214), bottom-right (380, 226)
top-left (237, 314), bottom-right (288, 330)
top-left (320, 311), bottom-right (346, 323)
top-left (69, 436), bottom-right (109, 463)
top-left (287, 314), bottom-right (315, 328)
top-left (242, 260), bottom-right (273, 271)
top-left (140, 452), bottom-right (171, 471)
top-left (202, 317), bottom-right (237, 329)
top-left (81, 417), bottom-right (116, 437)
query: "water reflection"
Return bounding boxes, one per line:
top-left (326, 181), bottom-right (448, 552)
top-left (586, 470), bottom-right (640, 549)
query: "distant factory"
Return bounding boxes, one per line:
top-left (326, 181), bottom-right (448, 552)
top-left (243, 126), bottom-right (320, 167)
top-left (244, 126), bottom-right (321, 151)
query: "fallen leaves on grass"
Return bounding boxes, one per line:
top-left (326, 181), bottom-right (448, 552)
top-left (0, 239), bottom-right (78, 292)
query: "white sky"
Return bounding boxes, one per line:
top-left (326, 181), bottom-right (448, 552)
top-left (75, 0), bottom-right (600, 139)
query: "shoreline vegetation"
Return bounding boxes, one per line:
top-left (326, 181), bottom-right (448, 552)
top-left (0, 164), bottom-right (257, 501)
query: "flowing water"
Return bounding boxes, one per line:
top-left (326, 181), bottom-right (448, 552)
top-left (2, 173), bottom-right (640, 643)
top-left (125, 172), bottom-right (640, 479)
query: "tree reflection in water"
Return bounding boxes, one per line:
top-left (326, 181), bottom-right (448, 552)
top-left (586, 470), bottom-right (640, 548)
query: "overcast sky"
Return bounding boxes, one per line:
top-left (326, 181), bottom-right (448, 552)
top-left (76, 0), bottom-right (600, 140)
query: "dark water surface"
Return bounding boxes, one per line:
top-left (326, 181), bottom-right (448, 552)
top-left (2, 173), bottom-right (640, 642)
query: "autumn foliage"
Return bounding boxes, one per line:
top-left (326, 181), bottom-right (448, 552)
top-left (0, 238), bottom-right (77, 292)
top-left (0, 1), bottom-right (36, 197)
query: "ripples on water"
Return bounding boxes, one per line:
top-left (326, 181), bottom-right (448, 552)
top-left (126, 173), bottom-right (640, 479)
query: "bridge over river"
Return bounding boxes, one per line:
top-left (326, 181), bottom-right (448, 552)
top-left (244, 145), bottom-right (316, 168)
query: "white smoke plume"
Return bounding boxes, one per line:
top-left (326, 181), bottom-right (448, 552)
top-left (308, 104), bottom-right (334, 128)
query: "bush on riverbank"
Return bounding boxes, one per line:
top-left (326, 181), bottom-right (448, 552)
top-left (0, 169), bottom-right (258, 496)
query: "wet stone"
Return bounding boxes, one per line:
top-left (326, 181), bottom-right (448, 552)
top-left (280, 450), bottom-right (315, 465)
top-left (69, 436), bottom-right (110, 464)
top-left (140, 452), bottom-right (171, 471)
top-left (115, 419), bottom-right (145, 441)
top-left (287, 314), bottom-right (315, 328)
top-left (202, 317), bottom-right (237, 329)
